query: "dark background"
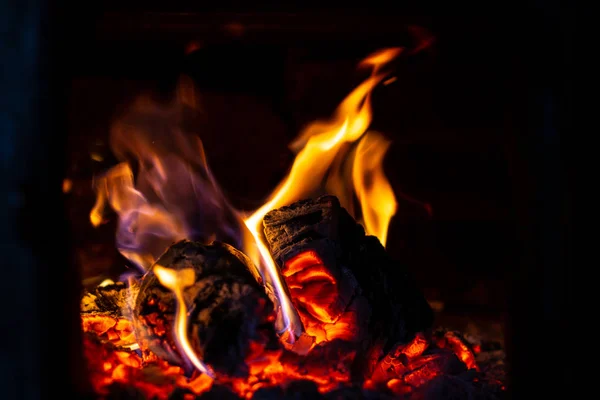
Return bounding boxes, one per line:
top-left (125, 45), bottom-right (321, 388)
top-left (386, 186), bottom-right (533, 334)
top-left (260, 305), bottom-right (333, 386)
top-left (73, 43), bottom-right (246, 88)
top-left (1, 1), bottom-right (572, 399)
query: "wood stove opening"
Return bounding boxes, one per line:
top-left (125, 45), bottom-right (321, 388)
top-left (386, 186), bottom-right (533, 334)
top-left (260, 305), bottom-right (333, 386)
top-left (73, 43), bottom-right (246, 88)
top-left (1, 0), bottom-right (573, 398)
top-left (38, 5), bottom-right (569, 399)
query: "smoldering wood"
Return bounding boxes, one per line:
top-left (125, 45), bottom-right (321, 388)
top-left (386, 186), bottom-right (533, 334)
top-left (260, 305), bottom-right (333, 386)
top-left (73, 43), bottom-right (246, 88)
top-left (133, 240), bottom-right (278, 376)
top-left (81, 281), bottom-right (138, 317)
top-left (262, 195), bottom-right (434, 378)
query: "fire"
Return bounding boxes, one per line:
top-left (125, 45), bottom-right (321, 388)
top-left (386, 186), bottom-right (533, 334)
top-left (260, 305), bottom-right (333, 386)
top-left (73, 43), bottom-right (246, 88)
top-left (244, 48), bottom-right (400, 247)
top-left (89, 47), bottom-right (403, 386)
top-left (78, 44), bottom-right (498, 399)
top-left (153, 264), bottom-right (215, 378)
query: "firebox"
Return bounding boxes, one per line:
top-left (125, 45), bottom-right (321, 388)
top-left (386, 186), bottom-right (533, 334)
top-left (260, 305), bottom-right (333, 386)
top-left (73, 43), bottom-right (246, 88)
top-left (2, 1), bottom-right (572, 399)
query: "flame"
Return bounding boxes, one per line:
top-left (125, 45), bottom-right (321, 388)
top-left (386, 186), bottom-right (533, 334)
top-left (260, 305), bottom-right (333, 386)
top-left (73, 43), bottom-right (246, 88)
top-left (352, 131), bottom-right (397, 246)
top-left (98, 278), bottom-right (115, 287)
top-left (90, 163), bottom-right (187, 270)
top-left (153, 264), bottom-right (215, 378)
top-left (89, 77), bottom-right (242, 271)
top-left (359, 47), bottom-right (403, 69)
top-left (241, 222), bottom-right (301, 341)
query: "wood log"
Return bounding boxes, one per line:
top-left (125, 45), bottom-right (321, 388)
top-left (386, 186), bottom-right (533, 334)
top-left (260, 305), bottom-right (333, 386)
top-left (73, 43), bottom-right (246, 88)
top-left (133, 240), bottom-right (278, 377)
top-left (262, 195), bottom-right (434, 378)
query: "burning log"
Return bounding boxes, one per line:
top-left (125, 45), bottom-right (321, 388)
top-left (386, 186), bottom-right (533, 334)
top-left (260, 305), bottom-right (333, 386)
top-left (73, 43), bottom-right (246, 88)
top-left (132, 240), bottom-right (278, 377)
top-left (262, 195), bottom-right (434, 377)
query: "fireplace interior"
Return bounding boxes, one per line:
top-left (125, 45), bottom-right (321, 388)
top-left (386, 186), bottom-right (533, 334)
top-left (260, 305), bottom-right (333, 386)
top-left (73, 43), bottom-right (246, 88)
top-left (1, 1), bottom-right (572, 399)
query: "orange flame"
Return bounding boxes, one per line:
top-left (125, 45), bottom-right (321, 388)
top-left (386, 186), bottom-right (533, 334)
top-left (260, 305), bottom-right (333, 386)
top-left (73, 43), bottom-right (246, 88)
top-left (153, 264), bottom-right (215, 378)
top-left (245, 47), bottom-right (400, 249)
top-left (352, 131), bottom-right (397, 246)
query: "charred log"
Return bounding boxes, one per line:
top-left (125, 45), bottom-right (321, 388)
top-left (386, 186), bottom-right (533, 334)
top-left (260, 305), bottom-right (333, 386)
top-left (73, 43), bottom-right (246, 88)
top-left (262, 195), bottom-right (434, 378)
top-left (133, 240), bottom-right (278, 377)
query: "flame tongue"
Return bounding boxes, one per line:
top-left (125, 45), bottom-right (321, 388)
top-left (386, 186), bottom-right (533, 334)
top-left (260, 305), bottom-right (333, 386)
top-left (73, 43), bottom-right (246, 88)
top-left (351, 131), bottom-right (397, 246)
top-left (153, 264), bottom-right (215, 378)
top-left (241, 221), bottom-right (303, 341)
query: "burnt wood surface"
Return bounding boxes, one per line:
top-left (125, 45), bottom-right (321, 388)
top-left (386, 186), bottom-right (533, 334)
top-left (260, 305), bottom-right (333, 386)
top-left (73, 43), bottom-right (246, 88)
top-left (81, 281), bottom-right (136, 316)
top-left (133, 240), bottom-right (278, 376)
top-left (263, 195), bottom-right (434, 377)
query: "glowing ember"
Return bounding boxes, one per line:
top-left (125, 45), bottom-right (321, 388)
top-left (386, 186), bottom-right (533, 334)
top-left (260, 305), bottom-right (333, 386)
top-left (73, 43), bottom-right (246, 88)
top-left (84, 334), bottom-right (213, 399)
top-left (84, 310), bottom-right (487, 400)
top-left (282, 250), bottom-right (364, 345)
top-left (81, 315), bottom-right (137, 347)
top-left (434, 330), bottom-right (480, 371)
top-left (153, 264), bottom-right (215, 378)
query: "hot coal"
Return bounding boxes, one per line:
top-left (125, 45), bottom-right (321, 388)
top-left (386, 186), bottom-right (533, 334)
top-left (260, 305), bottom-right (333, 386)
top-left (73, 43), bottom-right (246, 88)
top-left (83, 287), bottom-right (505, 399)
